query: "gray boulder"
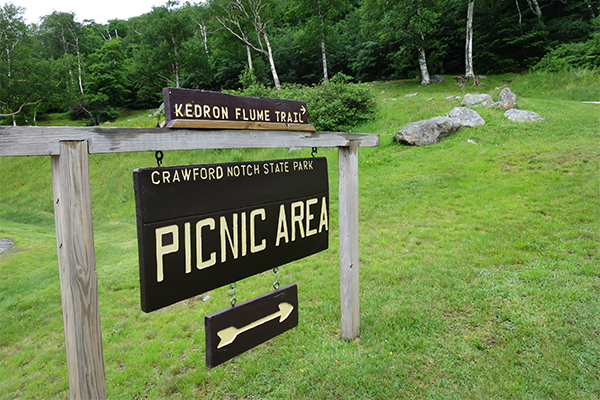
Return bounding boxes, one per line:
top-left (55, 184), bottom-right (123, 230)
top-left (499, 87), bottom-right (517, 102)
top-left (487, 101), bottom-right (518, 110)
top-left (461, 93), bottom-right (493, 107)
top-left (393, 117), bottom-right (460, 146)
top-left (445, 107), bottom-right (486, 127)
top-left (504, 109), bottom-right (544, 122)
top-left (432, 75), bottom-right (445, 83)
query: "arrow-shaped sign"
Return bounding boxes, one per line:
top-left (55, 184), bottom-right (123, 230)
top-left (300, 105), bottom-right (306, 115)
top-left (217, 302), bottom-right (294, 348)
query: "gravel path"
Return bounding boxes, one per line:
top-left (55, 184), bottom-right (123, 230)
top-left (0, 238), bottom-right (14, 253)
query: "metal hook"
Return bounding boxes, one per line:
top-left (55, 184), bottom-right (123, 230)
top-left (311, 147), bottom-right (318, 158)
top-left (155, 151), bottom-right (164, 167)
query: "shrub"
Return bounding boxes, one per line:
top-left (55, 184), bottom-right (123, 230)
top-left (229, 71), bottom-right (376, 132)
top-left (534, 18), bottom-right (600, 72)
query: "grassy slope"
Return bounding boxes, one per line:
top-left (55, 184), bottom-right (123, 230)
top-left (1, 74), bottom-right (599, 399)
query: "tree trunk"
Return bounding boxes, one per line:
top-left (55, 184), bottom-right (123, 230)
top-left (465, 0), bottom-right (475, 79)
top-left (318, 0), bottom-right (328, 83)
top-left (262, 32), bottom-right (281, 89)
top-left (246, 45), bottom-right (253, 70)
top-left (418, 45), bottom-right (431, 85)
top-left (526, 0), bottom-right (543, 22)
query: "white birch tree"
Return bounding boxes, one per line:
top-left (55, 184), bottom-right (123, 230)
top-left (465, 0), bottom-right (475, 78)
top-left (213, 0), bottom-right (281, 89)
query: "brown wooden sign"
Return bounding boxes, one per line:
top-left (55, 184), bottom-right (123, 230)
top-left (205, 284), bottom-right (298, 368)
top-left (133, 157), bottom-right (328, 312)
top-left (163, 87), bottom-right (315, 131)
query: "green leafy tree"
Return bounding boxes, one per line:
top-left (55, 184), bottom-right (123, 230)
top-left (362, 0), bottom-right (441, 84)
top-left (0, 3), bottom-right (68, 124)
top-left (128, 1), bottom-right (210, 107)
top-left (71, 38), bottom-right (130, 125)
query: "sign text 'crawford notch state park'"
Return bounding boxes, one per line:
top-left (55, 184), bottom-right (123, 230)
top-left (162, 87), bottom-right (315, 131)
top-left (133, 157), bottom-right (329, 312)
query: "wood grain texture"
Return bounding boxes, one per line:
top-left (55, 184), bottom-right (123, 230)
top-left (338, 141), bottom-right (360, 340)
top-left (0, 126), bottom-right (379, 157)
top-left (51, 141), bottom-right (106, 400)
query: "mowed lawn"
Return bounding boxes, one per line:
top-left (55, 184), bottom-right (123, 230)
top-left (1, 73), bottom-right (599, 399)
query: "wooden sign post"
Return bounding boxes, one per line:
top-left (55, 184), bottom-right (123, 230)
top-left (0, 124), bottom-right (378, 399)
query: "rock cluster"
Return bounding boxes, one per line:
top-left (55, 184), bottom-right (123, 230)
top-left (393, 85), bottom-right (543, 146)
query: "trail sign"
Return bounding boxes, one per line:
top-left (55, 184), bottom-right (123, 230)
top-left (133, 157), bottom-right (329, 312)
top-left (205, 284), bottom-right (299, 368)
top-left (163, 87), bottom-right (315, 131)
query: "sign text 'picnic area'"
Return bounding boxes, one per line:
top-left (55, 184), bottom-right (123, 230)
top-left (133, 157), bottom-right (329, 312)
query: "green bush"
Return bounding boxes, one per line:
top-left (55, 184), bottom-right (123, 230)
top-left (229, 71), bottom-right (376, 132)
top-left (534, 18), bottom-right (600, 72)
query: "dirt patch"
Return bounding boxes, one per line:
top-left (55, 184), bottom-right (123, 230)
top-left (0, 238), bottom-right (14, 253)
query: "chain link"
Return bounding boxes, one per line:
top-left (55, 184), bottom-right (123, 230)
top-left (273, 267), bottom-right (280, 290)
top-left (229, 282), bottom-right (237, 307)
top-left (155, 151), bottom-right (164, 167)
top-left (311, 147), bottom-right (318, 158)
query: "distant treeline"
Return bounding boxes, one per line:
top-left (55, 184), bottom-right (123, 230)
top-left (1, 0), bottom-right (598, 125)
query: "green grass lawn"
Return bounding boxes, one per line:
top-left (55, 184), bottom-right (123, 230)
top-left (1, 73), bottom-right (599, 399)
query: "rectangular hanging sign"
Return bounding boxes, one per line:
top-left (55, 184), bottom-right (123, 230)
top-left (205, 283), bottom-right (299, 368)
top-left (162, 87), bottom-right (315, 131)
top-left (133, 157), bottom-right (329, 312)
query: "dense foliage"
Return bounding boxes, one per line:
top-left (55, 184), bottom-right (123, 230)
top-left (0, 0), bottom-right (598, 125)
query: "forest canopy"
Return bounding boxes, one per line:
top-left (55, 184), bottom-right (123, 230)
top-left (0, 0), bottom-right (598, 125)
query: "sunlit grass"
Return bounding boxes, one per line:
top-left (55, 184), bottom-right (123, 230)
top-left (1, 73), bottom-right (599, 399)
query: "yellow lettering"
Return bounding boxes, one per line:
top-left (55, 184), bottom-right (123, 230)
top-left (275, 111), bottom-right (281, 122)
top-left (184, 222), bottom-right (191, 273)
top-left (235, 108), bottom-right (241, 120)
top-left (250, 209), bottom-right (266, 253)
top-left (275, 204), bottom-right (289, 246)
top-left (212, 106), bottom-right (220, 119)
top-left (196, 218), bottom-right (216, 269)
top-left (203, 105), bottom-right (211, 118)
top-left (319, 197), bottom-right (328, 233)
top-left (151, 171), bottom-right (160, 184)
top-left (194, 104), bottom-right (202, 118)
top-left (220, 214), bottom-right (238, 262)
top-left (185, 103), bottom-right (193, 117)
top-left (221, 106), bottom-right (229, 120)
top-left (265, 110), bottom-right (270, 121)
top-left (305, 198), bottom-right (318, 236)
top-left (173, 170), bottom-right (180, 183)
top-left (155, 225), bottom-right (178, 282)
top-left (175, 103), bottom-right (183, 117)
top-left (162, 171), bottom-right (171, 183)
top-left (182, 169), bottom-right (192, 181)
top-left (291, 201), bottom-right (305, 241)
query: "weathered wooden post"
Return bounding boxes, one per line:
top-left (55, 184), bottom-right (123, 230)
top-left (338, 141), bottom-right (360, 339)
top-left (2, 123), bottom-right (377, 396)
top-left (51, 141), bottom-right (106, 399)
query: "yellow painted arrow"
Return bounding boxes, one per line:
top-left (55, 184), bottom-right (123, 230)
top-left (216, 302), bottom-right (294, 349)
top-left (300, 105), bottom-right (306, 115)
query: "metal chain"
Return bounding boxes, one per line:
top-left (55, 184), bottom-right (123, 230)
top-left (155, 151), bottom-right (164, 167)
top-left (229, 282), bottom-right (237, 307)
top-left (273, 267), bottom-right (280, 290)
top-left (311, 147), bottom-right (318, 158)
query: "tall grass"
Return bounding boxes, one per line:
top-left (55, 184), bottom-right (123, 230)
top-left (1, 73), bottom-right (599, 399)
